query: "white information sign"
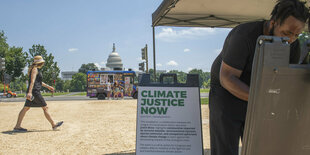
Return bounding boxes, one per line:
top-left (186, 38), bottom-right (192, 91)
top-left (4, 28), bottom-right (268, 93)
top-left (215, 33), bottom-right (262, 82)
top-left (136, 86), bottom-right (203, 155)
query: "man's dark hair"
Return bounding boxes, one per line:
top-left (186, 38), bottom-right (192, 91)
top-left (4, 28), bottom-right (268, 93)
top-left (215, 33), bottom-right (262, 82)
top-left (271, 0), bottom-right (309, 25)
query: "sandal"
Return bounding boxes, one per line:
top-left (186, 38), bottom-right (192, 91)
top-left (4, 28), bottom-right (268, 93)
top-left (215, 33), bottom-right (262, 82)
top-left (13, 127), bottom-right (27, 132)
top-left (53, 121), bottom-right (64, 130)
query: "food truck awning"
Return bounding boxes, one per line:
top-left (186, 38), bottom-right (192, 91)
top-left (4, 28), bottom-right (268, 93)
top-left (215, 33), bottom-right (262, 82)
top-left (152, 0), bottom-right (301, 28)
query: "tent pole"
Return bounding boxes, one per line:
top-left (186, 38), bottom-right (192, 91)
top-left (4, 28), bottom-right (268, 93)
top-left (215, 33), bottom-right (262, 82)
top-left (152, 26), bottom-right (156, 81)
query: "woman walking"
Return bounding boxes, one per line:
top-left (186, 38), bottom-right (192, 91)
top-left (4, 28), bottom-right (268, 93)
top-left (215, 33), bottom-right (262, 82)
top-left (14, 56), bottom-right (63, 131)
top-left (119, 81), bottom-right (124, 100)
top-left (106, 79), bottom-right (112, 100)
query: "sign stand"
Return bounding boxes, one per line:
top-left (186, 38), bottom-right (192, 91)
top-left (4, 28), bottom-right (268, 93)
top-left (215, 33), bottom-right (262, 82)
top-left (242, 36), bottom-right (310, 155)
top-left (136, 73), bottom-right (203, 155)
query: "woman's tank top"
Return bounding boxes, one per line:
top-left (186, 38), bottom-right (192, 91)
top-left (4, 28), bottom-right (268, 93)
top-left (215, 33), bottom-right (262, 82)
top-left (26, 68), bottom-right (43, 94)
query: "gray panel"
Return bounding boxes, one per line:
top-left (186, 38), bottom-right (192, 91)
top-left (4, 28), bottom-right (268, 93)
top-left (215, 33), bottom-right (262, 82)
top-left (138, 73), bottom-right (199, 87)
top-left (242, 36), bottom-right (310, 155)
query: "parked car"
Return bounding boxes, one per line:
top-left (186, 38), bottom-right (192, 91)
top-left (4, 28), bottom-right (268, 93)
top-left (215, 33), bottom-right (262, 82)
top-left (0, 90), bottom-right (17, 98)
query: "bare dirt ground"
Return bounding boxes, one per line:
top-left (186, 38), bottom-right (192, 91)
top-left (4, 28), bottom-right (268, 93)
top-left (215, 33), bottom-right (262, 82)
top-left (0, 99), bottom-right (210, 155)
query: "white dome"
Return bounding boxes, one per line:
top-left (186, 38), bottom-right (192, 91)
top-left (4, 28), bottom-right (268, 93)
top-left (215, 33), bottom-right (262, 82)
top-left (106, 43), bottom-right (123, 70)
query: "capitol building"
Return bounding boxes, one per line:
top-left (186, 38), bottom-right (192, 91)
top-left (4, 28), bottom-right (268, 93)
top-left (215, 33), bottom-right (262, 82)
top-left (61, 43), bottom-right (125, 80)
top-left (105, 43), bottom-right (123, 70)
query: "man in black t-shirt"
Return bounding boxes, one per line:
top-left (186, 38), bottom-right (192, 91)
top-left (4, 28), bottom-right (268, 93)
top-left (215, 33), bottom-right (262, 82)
top-left (209, 0), bottom-right (310, 155)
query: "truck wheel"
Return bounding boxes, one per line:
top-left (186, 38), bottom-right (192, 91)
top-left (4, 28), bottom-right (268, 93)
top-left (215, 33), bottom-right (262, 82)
top-left (133, 92), bottom-right (138, 99)
top-left (97, 94), bottom-right (106, 100)
top-left (6, 93), bottom-right (12, 98)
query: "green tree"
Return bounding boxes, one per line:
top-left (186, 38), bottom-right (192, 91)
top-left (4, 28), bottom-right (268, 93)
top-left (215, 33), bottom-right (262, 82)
top-left (298, 32), bottom-right (310, 63)
top-left (5, 46), bottom-right (27, 81)
top-left (148, 68), bottom-right (160, 82)
top-left (78, 63), bottom-right (98, 74)
top-left (0, 31), bottom-right (9, 83)
top-left (206, 78), bottom-right (211, 88)
top-left (0, 30), bottom-right (9, 57)
top-left (298, 31), bottom-right (310, 45)
top-left (189, 69), bottom-right (204, 87)
top-left (10, 77), bottom-right (27, 92)
top-left (202, 81), bottom-right (208, 88)
top-left (168, 70), bottom-right (187, 83)
top-left (26, 44), bottom-right (60, 87)
top-left (188, 69), bottom-right (211, 88)
top-left (70, 73), bottom-right (87, 92)
top-left (147, 69), bottom-right (210, 86)
top-left (0, 31), bottom-right (27, 83)
top-left (55, 77), bottom-right (64, 92)
top-left (63, 80), bottom-right (71, 92)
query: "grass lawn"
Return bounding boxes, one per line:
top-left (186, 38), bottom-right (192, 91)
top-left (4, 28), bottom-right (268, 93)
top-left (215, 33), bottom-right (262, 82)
top-left (17, 94), bottom-right (25, 97)
top-left (200, 97), bottom-right (209, 104)
top-left (69, 92), bottom-right (87, 96)
top-left (16, 92), bottom-right (208, 105)
top-left (41, 92), bottom-right (71, 96)
top-left (200, 88), bottom-right (210, 93)
top-left (17, 92), bottom-right (71, 97)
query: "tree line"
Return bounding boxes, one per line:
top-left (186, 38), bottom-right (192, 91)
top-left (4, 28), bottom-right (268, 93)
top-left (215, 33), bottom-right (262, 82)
top-left (0, 29), bottom-right (212, 93)
top-left (148, 69), bottom-right (211, 88)
top-left (0, 31), bottom-right (60, 92)
top-left (2, 30), bottom-right (309, 93)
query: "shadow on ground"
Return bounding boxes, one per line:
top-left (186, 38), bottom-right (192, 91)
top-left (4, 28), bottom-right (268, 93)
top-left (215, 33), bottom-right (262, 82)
top-left (2, 129), bottom-right (55, 135)
top-left (105, 149), bottom-right (213, 155)
top-left (106, 147), bottom-right (242, 155)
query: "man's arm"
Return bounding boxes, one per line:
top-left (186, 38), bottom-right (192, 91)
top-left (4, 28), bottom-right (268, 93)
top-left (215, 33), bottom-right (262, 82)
top-left (220, 61), bottom-right (249, 101)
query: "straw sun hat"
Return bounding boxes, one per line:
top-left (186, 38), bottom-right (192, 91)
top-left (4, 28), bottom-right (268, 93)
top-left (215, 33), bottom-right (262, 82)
top-left (33, 55), bottom-right (45, 65)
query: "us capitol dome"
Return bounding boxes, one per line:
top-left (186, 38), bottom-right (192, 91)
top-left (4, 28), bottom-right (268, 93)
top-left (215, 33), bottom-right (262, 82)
top-left (106, 43), bottom-right (123, 70)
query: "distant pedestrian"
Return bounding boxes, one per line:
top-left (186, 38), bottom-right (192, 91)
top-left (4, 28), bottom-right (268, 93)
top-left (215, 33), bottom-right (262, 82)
top-left (14, 56), bottom-right (63, 131)
top-left (119, 81), bottom-right (124, 100)
top-left (106, 80), bottom-right (112, 100)
top-left (113, 81), bottom-right (120, 99)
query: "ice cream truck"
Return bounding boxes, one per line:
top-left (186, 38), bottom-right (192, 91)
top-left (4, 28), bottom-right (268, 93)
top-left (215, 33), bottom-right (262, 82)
top-left (86, 70), bottom-right (138, 100)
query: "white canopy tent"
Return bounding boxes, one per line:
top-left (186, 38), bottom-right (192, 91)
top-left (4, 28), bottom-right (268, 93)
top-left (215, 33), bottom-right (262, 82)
top-left (150, 0), bottom-right (309, 77)
top-left (152, 0), bottom-right (276, 28)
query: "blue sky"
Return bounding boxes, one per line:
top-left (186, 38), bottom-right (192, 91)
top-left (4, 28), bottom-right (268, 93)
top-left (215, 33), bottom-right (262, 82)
top-left (0, 0), bottom-right (231, 73)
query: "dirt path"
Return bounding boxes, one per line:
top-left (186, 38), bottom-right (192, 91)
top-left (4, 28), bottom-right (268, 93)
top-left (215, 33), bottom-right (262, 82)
top-left (0, 100), bottom-right (210, 154)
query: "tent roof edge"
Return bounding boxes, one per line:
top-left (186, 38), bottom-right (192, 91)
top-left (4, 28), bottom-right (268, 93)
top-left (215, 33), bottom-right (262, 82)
top-left (152, 0), bottom-right (178, 27)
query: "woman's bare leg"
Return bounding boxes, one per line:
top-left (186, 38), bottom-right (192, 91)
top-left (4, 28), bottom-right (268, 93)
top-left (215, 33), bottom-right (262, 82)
top-left (107, 92), bottom-right (111, 99)
top-left (42, 106), bottom-right (56, 127)
top-left (15, 107), bottom-right (30, 128)
top-left (116, 92), bottom-right (119, 99)
top-left (114, 92), bottom-right (117, 99)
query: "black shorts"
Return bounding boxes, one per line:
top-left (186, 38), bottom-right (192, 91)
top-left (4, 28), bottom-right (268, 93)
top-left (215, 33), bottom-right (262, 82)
top-left (24, 92), bottom-right (47, 107)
